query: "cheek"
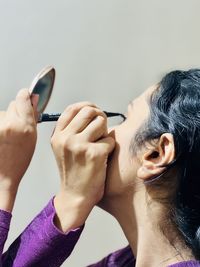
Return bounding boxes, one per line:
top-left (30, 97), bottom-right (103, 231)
top-left (105, 126), bottom-right (138, 196)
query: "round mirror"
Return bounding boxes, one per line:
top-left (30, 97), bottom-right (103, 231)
top-left (29, 66), bottom-right (55, 117)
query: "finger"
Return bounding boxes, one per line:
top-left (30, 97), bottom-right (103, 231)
top-left (65, 106), bottom-right (107, 134)
top-left (7, 100), bottom-right (18, 117)
top-left (15, 89), bottom-right (35, 121)
top-left (56, 102), bottom-right (97, 131)
top-left (95, 136), bottom-right (116, 156)
top-left (79, 115), bottom-right (107, 142)
top-left (0, 111), bottom-right (6, 120)
top-left (4, 101), bottom-right (19, 126)
top-left (31, 94), bottom-right (39, 121)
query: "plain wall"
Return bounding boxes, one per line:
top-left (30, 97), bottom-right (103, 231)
top-left (0, 1), bottom-right (200, 266)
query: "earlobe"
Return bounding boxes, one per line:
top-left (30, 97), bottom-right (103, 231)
top-left (137, 133), bottom-right (175, 181)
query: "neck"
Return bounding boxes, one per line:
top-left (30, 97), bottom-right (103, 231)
top-left (100, 189), bottom-right (193, 267)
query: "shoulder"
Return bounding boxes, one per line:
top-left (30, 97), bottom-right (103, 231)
top-left (168, 261), bottom-right (200, 267)
top-left (87, 246), bottom-right (135, 267)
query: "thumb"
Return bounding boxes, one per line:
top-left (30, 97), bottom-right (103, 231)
top-left (31, 94), bottom-right (39, 122)
top-left (0, 111), bottom-right (6, 120)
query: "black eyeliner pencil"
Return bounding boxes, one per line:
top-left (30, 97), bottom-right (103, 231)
top-left (38, 112), bottom-right (126, 122)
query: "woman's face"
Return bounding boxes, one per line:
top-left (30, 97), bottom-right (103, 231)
top-left (104, 85), bottom-right (156, 197)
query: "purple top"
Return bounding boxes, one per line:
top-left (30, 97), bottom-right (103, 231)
top-left (0, 199), bottom-right (199, 267)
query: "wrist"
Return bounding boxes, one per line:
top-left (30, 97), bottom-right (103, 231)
top-left (0, 178), bottom-right (19, 212)
top-left (54, 191), bottom-right (94, 232)
top-left (0, 187), bottom-right (18, 212)
top-left (0, 175), bottom-right (20, 191)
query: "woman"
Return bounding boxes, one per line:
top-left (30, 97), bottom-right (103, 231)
top-left (1, 69), bottom-right (200, 266)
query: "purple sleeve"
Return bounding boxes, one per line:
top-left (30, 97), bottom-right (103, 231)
top-left (87, 246), bottom-right (135, 267)
top-left (0, 210), bottom-right (12, 257)
top-left (2, 199), bottom-right (84, 267)
top-left (168, 261), bottom-right (200, 267)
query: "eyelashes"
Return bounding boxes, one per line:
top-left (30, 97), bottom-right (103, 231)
top-left (108, 113), bottom-right (127, 125)
top-left (122, 115), bottom-right (127, 121)
top-left (119, 114), bottom-right (127, 124)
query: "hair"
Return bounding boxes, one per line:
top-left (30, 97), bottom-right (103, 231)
top-left (133, 69), bottom-right (200, 259)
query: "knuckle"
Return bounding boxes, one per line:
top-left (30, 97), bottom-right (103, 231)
top-left (65, 102), bottom-right (96, 113)
top-left (82, 106), bottom-right (92, 113)
top-left (65, 104), bottom-right (74, 112)
top-left (61, 135), bottom-right (72, 149)
top-left (51, 135), bottom-right (71, 150)
top-left (86, 147), bottom-right (99, 160)
top-left (97, 117), bottom-right (108, 135)
top-left (17, 88), bottom-right (29, 99)
top-left (51, 137), bottom-right (61, 150)
top-left (62, 104), bottom-right (78, 116)
top-left (23, 125), bottom-right (34, 135)
top-left (72, 143), bottom-right (87, 156)
top-left (97, 116), bottom-right (106, 126)
top-left (82, 106), bottom-right (96, 118)
top-left (20, 124), bottom-right (35, 137)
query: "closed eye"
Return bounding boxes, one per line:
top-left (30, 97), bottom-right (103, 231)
top-left (122, 115), bottom-right (127, 121)
top-left (119, 114), bottom-right (127, 124)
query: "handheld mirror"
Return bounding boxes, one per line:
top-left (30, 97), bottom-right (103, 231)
top-left (30, 66), bottom-right (126, 123)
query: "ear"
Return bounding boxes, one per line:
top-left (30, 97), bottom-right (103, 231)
top-left (137, 133), bottom-right (175, 181)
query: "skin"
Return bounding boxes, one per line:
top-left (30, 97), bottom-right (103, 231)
top-left (0, 89), bottom-right (37, 212)
top-left (52, 85), bottom-right (194, 266)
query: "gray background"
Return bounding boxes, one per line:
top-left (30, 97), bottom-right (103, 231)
top-left (0, 1), bottom-right (199, 266)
